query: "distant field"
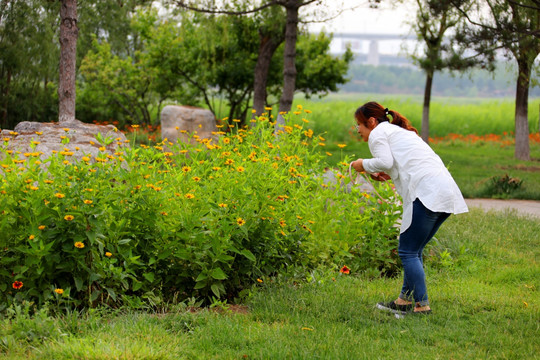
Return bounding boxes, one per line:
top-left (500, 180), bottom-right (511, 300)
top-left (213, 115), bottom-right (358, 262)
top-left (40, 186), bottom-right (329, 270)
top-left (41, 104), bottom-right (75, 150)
top-left (290, 93), bottom-right (540, 200)
top-left (294, 93), bottom-right (540, 143)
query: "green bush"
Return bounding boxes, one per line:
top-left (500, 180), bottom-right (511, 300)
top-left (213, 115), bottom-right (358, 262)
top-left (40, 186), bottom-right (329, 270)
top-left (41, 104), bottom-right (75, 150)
top-left (0, 109), bottom-right (401, 310)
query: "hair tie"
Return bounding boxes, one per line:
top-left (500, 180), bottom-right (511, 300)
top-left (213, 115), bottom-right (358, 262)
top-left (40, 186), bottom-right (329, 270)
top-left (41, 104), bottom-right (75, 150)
top-left (384, 108), bottom-right (389, 116)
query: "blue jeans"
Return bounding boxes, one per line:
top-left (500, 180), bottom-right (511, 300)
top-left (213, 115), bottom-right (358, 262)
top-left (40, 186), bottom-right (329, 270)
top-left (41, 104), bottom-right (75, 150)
top-left (398, 199), bottom-right (450, 306)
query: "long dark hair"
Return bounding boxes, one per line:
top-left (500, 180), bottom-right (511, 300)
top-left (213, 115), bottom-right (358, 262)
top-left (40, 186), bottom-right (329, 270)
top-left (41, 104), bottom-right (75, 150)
top-left (355, 101), bottom-right (418, 134)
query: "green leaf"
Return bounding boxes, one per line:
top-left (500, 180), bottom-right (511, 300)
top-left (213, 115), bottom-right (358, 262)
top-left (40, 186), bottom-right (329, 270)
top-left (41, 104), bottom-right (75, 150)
top-left (74, 277), bottom-right (83, 291)
top-left (240, 249), bottom-right (256, 262)
top-left (143, 272), bottom-right (155, 283)
top-left (132, 280), bottom-right (142, 291)
top-left (195, 272), bottom-right (207, 282)
top-left (90, 289), bottom-right (101, 302)
top-left (194, 280), bottom-right (207, 289)
top-left (210, 267), bottom-right (227, 280)
top-left (211, 284), bottom-right (221, 297)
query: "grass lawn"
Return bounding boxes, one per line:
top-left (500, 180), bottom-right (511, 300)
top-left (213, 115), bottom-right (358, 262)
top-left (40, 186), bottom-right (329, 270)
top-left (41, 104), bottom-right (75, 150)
top-left (2, 209), bottom-right (539, 359)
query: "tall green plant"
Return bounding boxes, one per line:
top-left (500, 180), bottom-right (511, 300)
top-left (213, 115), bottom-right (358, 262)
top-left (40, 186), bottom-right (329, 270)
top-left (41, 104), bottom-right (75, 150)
top-left (0, 109), bottom-right (402, 309)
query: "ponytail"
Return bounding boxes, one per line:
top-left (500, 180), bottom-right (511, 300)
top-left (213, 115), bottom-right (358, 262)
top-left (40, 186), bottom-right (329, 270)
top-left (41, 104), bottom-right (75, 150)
top-left (388, 110), bottom-right (418, 134)
top-left (355, 102), bottom-right (418, 134)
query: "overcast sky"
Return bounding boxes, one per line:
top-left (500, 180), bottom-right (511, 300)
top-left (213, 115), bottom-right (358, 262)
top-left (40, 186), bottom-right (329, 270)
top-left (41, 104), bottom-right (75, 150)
top-left (306, 1), bottom-right (418, 56)
top-left (307, 1), bottom-right (416, 35)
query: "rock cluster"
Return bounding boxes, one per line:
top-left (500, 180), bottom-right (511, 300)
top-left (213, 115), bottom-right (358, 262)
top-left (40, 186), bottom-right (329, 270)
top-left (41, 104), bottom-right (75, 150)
top-left (0, 119), bottom-right (128, 163)
top-left (160, 105), bottom-right (219, 147)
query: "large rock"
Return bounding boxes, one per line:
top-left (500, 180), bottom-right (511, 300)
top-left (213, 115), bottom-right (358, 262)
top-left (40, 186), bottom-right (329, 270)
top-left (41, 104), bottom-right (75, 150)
top-left (0, 119), bottom-right (129, 163)
top-left (160, 105), bottom-right (219, 147)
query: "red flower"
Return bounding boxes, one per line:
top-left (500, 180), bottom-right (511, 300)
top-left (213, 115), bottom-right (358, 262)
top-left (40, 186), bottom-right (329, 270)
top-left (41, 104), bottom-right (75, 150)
top-left (340, 266), bottom-right (350, 274)
top-left (12, 281), bottom-right (23, 289)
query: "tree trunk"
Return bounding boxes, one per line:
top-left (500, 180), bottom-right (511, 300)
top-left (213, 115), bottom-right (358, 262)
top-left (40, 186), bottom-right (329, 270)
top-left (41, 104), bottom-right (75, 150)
top-left (1, 68), bottom-right (10, 129)
top-left (421, 70), bottom-right (433, 144)
top-left (252, 34), bottom-right (282, 121)
top-left (276, 1), bottom-right (300, 128)
top-left (58, 0), bottom-right (78, 123)
top-left (514, 58), bottom-right (530, 160)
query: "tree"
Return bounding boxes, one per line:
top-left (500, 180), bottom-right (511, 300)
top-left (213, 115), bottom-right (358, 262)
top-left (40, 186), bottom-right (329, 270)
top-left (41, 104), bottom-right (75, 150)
top-left (58, 0), bottom-right (78, 123)
top-left (171, 0), bottom-right (342, 127)
top-left (410, 0), bottom-right (476, 143)
top-left (0, 1), bottom-right (59, 129)
top-left (451, 0), bottom-right (540, 160)
top-left (79, 9), bottom-right (351, 127)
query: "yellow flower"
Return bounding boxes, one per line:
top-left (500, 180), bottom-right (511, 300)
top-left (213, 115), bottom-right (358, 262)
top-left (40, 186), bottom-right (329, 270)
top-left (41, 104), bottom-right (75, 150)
top-left (236, 166), bottom-right (245, 172)
top-left (64, 215), bottom-right (74, 221)
top-left (83, 200), bottom-right (93, 204)
top-left (182, 166), bottom-right (191, 173)
top-left (326, 152), bottom-right (332, 156)
top-left (29, 235), bottom-right (35, 240)
top-left (38, 225), bottom-right (46, 230)
top-left (223, 137), bottom-right (231, 144)
top-left (55, 288), bottom-right (64, 295)
top-left (337, 144), bottom-right (347, 148)
top-left (74, 241), bottom-right (84, 248)
top-left (185, 193), bottom-right (195, 199)
top-left (225, 159), bottom-right (234, 165)
top-left (54, 193), bottom-right (65, 198)
top-left (257, 278), bottom-right (263, 283)
top-left (218, 203), bottom-right (227, 208)
top-left (192, 177), bottom-right (201, 182)
top-left (212, 166), bottom-right (221, 171)
top-left (304, 109), bottom-right (312, 114)
top-left (237, 218), bottom-right (246, 226)
top-left (131, 124), bottom-right (140, 129)
top-left (105, 252), bottom-right (112, 258)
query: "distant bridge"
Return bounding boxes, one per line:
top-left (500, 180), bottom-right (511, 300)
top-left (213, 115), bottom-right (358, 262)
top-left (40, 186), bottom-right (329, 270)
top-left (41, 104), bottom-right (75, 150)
top-left (313, 32), bottom-right (418, 66)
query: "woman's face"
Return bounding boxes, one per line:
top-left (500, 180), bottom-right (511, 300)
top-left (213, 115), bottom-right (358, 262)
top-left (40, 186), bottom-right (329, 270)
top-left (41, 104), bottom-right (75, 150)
top-left (356, 117), bottom-right (376, 142)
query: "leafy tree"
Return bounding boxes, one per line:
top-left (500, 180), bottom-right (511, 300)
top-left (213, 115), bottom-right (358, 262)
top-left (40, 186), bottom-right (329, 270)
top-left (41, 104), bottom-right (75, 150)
top-left (451, 0), bottom-right (540, 160)
top-left (409, 0), bottom-right (476, 143)
top-left (170, 0), bottom-right (350, 127)
top-left (0, 1), bottom-right (59, 129)
top-left (79, 9), bottom-right (351, 128)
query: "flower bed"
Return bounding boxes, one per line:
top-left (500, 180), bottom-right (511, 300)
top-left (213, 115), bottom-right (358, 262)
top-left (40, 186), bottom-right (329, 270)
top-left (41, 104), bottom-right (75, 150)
top-left (0, 109), bottom-right (401, 310)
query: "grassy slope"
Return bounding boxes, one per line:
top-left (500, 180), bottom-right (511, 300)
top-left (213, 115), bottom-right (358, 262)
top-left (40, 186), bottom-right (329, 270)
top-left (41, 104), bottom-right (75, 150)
top-left (3, 210), bottom-right (539, 359)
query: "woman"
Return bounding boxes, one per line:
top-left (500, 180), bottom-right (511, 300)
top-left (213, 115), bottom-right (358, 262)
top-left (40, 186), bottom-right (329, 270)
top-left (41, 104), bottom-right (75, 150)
top-left (351, 101), bottom-right (468, 315)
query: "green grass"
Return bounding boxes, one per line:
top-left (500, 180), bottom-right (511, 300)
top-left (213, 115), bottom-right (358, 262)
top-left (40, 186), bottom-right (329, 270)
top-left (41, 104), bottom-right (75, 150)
top-left (296, 93), bottom-right (540, 139)
top-left (2, 210), bottom-right (539, 359)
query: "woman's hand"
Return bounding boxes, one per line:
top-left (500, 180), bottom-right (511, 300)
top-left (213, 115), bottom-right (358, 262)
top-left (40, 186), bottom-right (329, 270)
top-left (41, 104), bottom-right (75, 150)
top-left (351, 159), bottom-right (365, 172)
top-left (370, 172), bottom-right (391, 182)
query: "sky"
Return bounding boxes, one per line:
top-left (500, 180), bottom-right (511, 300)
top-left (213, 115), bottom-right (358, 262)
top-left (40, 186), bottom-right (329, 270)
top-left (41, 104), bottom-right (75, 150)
top-left (306, 1), bottom-right (418, 56)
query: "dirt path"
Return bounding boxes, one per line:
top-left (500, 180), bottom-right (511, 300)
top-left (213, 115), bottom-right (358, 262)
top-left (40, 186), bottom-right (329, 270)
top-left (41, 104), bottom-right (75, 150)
top-left (465, 198), bottom-right (540, 220)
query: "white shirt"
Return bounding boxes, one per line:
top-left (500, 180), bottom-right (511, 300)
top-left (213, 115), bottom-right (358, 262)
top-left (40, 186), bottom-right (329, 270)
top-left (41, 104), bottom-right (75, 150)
top-left (362, 122), bottom-right (468, 233)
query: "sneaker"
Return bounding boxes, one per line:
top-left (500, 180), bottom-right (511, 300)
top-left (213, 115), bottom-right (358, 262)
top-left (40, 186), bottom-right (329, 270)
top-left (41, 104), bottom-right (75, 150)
top-left (395, 309), bottom-right (432, 319)
top-left (376, 301), bottom-right (413, 315)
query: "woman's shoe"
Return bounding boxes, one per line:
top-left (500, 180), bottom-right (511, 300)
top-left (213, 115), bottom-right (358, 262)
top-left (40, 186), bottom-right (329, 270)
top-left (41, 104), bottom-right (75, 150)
top-left (376, 301), bottom-right (413, 315)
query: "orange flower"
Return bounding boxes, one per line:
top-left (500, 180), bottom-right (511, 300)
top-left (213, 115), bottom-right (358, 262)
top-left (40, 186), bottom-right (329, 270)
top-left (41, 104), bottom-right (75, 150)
top-left (54, 288), bottom-right (64, 295)
top-left (64, 215), bottom-right (74, 221)
top-left (340, 265), bottom-right (350, 274)
top-left (74, 241), bottom-right (85, 248)
top-left (12, 281), bottom-right (23, 289)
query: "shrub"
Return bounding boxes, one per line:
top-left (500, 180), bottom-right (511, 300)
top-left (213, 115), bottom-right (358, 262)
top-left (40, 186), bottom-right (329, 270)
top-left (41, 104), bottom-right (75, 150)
top-left (0, 109), bottom-right (402, 309)
top-left (482, 174), bottom-right (523, 198)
